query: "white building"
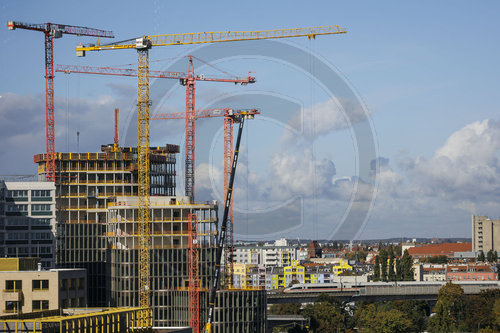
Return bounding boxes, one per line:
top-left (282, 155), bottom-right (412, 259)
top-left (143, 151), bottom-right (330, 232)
top-left (231, 240), bottom-right (301, 267)
top-left (1, 181), bottom-right (56, 268)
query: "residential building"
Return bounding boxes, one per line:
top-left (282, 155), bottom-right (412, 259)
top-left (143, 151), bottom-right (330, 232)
top-left (231, 242), bottom-right (301, 267)
top-left (446, 264), bottom-right (498, 281)
top-left (307, 241), bottom-right (322, 259)
top-left (1, 181), bottom-right (56, 268)
top-left (421, 264), bottom-right (447, 282)
top-left (408, 242), bottom-right (472, 259)
top-left (472, 215), bottom-right (500, 253)
top-left (0, 258), bottom-right (86, 314)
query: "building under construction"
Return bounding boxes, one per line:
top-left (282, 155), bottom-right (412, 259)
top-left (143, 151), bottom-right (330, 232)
top-left (33, 145), bottom-right (266, 331)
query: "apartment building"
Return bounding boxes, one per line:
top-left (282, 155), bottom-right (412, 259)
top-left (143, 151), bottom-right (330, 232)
top-left (473, 215), bottom-right (500, 253)
top-left (0, 258), bottom-right (86, 314)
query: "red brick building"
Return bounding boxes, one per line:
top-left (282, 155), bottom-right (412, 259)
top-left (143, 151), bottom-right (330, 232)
top-left (408, 243), bottom-right (472, 259)
top-left (446, 264), bottom-right (497, 281)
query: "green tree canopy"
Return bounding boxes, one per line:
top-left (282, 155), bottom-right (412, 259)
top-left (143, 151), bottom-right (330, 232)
top-left (428, 282), bottom-right (466, 332)
top-left (355, 303), bottom-right (414, 333)
top-left (373, 255), bottom-right (381, 282)
top-left (478, 250), bottom-right (486, 262)
top-left (302, 302), bottom-right (344, 333)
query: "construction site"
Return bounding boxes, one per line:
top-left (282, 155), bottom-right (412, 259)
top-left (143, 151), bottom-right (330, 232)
top-left (1, 20), bottom-right (346, 333)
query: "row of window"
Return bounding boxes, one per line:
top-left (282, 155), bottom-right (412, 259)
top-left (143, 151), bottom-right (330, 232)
top-left (6, 218), bottom-right (52, 226)
top-left (6, 232), bottom-right (53, 240)
top-left (6, 204), bottom-right (52, 212)
top-left (5, 279), bottom-right (49, 291)
top-left (4, 300), bottom-right (49, 312)
top-left (6, 190), bottom-right (51, 198)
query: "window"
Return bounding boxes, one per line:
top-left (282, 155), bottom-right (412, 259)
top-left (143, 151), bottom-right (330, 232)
top-left (31, 204), bottom-right (51, 216)
top-left (6, 204), bottom-right (28, 212)
top-left (31, 190), bottom-right (51, 197)
top-left (61, 299), bottom-right (68, 308)
top-left (69, 279), bottom-right (76, 290)
top-left (5, 280), bottom-right (22, 291)
top-left (7, 190), bottom-right (28, 198)
top-left (32, 218), bottom-right (51, 225)
top-left (77, 278), bottom-right (85, 290)
top-left (32, 279), bottom-right (49, 290)
top-left (60, 279), bottom-right (68, 291)
top-left (4, 301), bottom-right (20, 313)
top-left (32, 300), bottom-right (49, 311)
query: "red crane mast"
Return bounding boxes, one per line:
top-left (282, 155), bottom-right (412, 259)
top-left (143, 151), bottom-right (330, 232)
top-left (7, 21), bottom-right (114, 181)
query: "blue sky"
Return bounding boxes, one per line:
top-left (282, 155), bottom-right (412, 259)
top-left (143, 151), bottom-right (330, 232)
top-left (1, 1), bottom-right (500, 240)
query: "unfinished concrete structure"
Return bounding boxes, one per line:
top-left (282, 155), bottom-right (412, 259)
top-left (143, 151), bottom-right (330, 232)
top-left (34, 145), bottom-right (178, 306)
top-left (33, 144), bottom-right (267, 331)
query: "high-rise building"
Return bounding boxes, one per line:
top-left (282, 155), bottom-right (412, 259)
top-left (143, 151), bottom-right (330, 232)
top-left (34, 144), bottom-right (178, 306)
top-left (472, 215), bottom-right (500, 253)
top-left (0, 181), bottom-right (56, 268)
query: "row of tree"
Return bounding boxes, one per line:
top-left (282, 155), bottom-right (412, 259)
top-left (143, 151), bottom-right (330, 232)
top-left (373, 247), bottom-right (414, 282)
top-left (270, 284), bottom-right (500, 332)
top-left (477, 249), bottom-right (498, 263)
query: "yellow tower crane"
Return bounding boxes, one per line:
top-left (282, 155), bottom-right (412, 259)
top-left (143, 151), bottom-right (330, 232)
top-left (76, 25), bottom-right (346, 329)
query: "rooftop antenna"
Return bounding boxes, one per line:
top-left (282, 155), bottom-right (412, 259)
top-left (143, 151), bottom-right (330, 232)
top-left (76, 131), bottom-right (80, 152)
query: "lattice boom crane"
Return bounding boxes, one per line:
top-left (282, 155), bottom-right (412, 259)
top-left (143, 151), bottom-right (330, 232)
top-left (7, 21), bottom-right (114, 182)
top-left (75, 25), bottom-right (346, 330)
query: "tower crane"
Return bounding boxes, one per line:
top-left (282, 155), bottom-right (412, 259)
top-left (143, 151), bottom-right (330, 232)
top-left (55, 58), bottom-right (255, 200)
top-left (152, 108), bottom-right (260, 296)
top-left (75, 25), bottom-right (347, 329)
top-left (7, 21), bottom-right (114, 181)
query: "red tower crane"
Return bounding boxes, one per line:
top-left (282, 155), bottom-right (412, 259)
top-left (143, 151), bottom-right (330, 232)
top-left (151, 108), bottom-right (259, 289)
top-left (55, 57), bottom-right (255, 199)
top-left (7, 21), bottom-right (114, 181)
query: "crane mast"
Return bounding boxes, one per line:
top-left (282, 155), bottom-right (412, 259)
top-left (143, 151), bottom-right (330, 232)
top-left (75, 25), bottom-right (346, 330)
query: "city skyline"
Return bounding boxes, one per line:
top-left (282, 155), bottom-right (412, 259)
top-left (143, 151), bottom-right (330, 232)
top-left (1, 1), bottom-right (500, 240)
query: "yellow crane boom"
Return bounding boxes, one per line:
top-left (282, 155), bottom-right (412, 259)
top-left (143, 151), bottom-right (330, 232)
top-left (75, 25), bottom-right (346, 330)
top-left (76, 25), bottom-right (346, 53)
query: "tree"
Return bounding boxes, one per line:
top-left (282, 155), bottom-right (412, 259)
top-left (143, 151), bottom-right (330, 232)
top-left (428, 282), bottom-right (466, 332)
top-left (388, 252), bottom-right (396, 281)
top-left (269, 303), bottom-right (301, 315)
top-left (424, 255), bottom-right (448, 264)
top-left (380, 249), bottom-right (388, 282)
top-left (390, 300), bottom-right (429, 333)
top-left (493, 298), bottom-right (500, 330)
top-left (395, 258), bottom-right (403, 281)
top-left (487, 249), bottom-right (498, 263)
top-left (401, 249), bottom-right (414, 281)
top-left (355, 303), bottom-right (413, 333)
top-left (463, 295), bottom-right (491, 332)
top-left (302, 302), bottom-right (344, 333)
top-left (478, 251), bottom-right (486, 262)
top-left (373, 255), bottom-right (380, 282)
